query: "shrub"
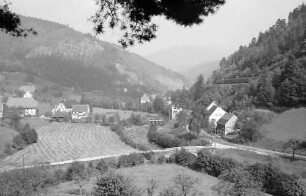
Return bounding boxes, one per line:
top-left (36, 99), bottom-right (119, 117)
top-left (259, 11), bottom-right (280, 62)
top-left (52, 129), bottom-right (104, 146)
top-left (194, 149), bottom-right (239, 177)
top-left (93, 171), bottom-right (141, 196)
top-left (148, 131), bottom-right (185, 148)
top-left (20, 128), bottom-right (38, 144)
top-left (128, 113), bottom-right (145, 126)
top-left (96, 159), bottom-right (109, 174)
top-left (173, 122), bottom-right (179, 129)
top-left (12, 134), bottom-right (26, 150)
top-left (172, 148), bottom-right (197, 168)
top-left (53, 168), bottom-right (65, 184)
top-left (65, 162), bottom-right (86, 181)
top-left (117, 153), bottom-right (145, 168)
top-left (141, 151), bottom-right (155, 161)
top-left (3, 143), bottom-right (13, 155)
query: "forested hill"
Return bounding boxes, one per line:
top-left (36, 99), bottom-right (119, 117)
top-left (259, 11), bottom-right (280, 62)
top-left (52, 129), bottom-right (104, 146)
top-left (0, 16), bottom-right (188, 97)
top-left (210, 4), bottom-right (306, 108)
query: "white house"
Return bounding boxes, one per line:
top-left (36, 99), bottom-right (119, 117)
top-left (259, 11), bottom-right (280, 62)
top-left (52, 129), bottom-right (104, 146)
top-left (171, 105), bottom-right (183, 120)
top-left (207, 105), bottom-right (226, 127)
top-left (6, 97), bottom-right (38, 117)
top-left (71, 104), bottom-right (90, 122)
top-left (23, 91), bottom-right (33, 98)
top-left (52, 99), bottom-right (78, 114)
top-left (217, 113), bottom-right (238, 135)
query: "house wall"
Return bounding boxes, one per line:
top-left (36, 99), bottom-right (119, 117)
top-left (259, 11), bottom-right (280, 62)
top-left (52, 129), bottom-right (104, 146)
top-left (25, 108), bottom-right (37, 116)
top-left (209, 107), bottom-right (226, 126)
top-left (171, 106), bottom-right (183, 120)
top-left (224, 115), bottom-right (238, 135)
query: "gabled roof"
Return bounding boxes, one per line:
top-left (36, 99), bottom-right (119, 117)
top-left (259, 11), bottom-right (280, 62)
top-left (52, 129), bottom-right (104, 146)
top-left (19, 85), bottom-right (36, 93)
top-left (62, 99), bottom-right (78, 108)
top-left (217, 113), bottom-right (235, 126)
top-left (6, 97), bottom-right (38, 108)
top-left (72, 105), bottom-right (90, 113)
top-left (207, 105), bottom-right (218, 116)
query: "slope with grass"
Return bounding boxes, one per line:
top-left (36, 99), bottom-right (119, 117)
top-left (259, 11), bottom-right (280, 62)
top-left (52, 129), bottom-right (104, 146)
top-left (92, 107), bottom-right (157, 120)
top-left (256, 108), bottom-right (306, 151)
top-left (0, 123), bottom-right (137, 168)
top-left (0, 125), bottom-right (18, 158)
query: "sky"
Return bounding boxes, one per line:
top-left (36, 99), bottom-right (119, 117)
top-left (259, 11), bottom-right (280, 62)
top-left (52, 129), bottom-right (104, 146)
top-left (10, 0), bottom-right (306, 57)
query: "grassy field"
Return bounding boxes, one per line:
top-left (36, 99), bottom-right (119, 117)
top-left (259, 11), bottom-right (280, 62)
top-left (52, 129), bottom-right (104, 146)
top-left (213, 148), bottom-right (306, 179)
top-left (20, 118), bottom-right (51, 129)
top-left (0, 125), bottom-right (18, 158)
top-left (92, 107), bottom-right (158, 120)
top-left (255, 108), bottom-right (306, 151)
top-left (260, 108), bottom-right (306, 141)
top-left (0, 123), bottom-right (137, 168)
top-left (47, 164), bottom-right (231, 196)
top-left (122, 125), bottom-right (160, 150)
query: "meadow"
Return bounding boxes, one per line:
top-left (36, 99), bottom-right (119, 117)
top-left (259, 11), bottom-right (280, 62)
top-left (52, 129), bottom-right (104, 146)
top-left (47, 164), bottom-right (231, 196)
top-left (0, 123), bottom-right (137, 168)
top-left (92, 107), bottom-right (158, 120)
top-left (256, 108), bottom-right (306, 151)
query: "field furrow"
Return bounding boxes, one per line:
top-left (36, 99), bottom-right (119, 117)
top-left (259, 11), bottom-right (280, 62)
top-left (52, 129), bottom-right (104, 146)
top-left (0, 123), bottom-right (137, 167)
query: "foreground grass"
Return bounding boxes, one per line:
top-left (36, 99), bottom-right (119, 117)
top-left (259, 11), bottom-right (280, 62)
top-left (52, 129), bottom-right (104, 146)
top-left (47, 164), bottom-right (228, 196)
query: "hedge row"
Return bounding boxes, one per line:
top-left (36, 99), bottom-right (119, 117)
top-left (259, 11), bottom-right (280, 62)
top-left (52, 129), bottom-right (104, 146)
top-left (110, 124), bottom-right (150, 151)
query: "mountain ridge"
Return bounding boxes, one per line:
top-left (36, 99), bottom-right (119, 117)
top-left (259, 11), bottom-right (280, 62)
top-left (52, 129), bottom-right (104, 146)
top-left (0, 16), bottom-right (188, 97)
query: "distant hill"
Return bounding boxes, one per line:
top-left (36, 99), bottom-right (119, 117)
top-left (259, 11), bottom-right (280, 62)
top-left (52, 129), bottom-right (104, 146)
top-left (0, 16), bottom-right (188, 98)
top-left (145, 46), bottom-right (224, 72)
top-left (181, 60), bottom-right (219, 83)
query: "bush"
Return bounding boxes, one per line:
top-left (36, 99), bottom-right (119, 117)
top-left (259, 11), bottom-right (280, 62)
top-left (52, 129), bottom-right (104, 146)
top-left (96, 159), bottom-right (109, 174)
top-left (171, 148), bottom-right (197, 168)
top-left (64, 162), bottom-right (86, 181)
top-left (93, 171), bottom-right (141, 196)
top-left (53, 168), bottom-right (65, 184)
top-left (173, 122), bottom-right (179, 129)
top-left (128, 113), bottom-right (146, 126)
top-left (148, 131), bottom-right (185, 148)
top-left (117, 153), bottom-right (145, 168)
top-left (3, 143), bottom-right (13, 155)
top-left (194, 149), bottom-right (239, 177)
top-left (12, 134), bottom-right (26, 150)
top-left (20, 128), bottom-right (38, 144)
top-left (141, 151), bottom-right (155, 161)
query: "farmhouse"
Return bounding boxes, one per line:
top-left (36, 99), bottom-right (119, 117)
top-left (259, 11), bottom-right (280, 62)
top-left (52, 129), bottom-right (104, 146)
top-left (52, 99), bottom-right (78, 114)
top-left (207, 105), bottom-right (226, 127)
top-left (23, 91), bottom-right (33, 98)
top-left (6, 97), bottom-right (38, 117)
top-left (216, 113), bottom-right (238, 135)
top-left (171, 105), bottom-right (184, 120)
top-left (71, 104), bottom-right (90, 122)
top-left (206, 101), bottom-right (218, 110)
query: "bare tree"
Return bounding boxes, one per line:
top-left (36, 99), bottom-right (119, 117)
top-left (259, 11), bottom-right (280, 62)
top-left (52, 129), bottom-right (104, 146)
top-left (174, 173), bottom-right (199, 196)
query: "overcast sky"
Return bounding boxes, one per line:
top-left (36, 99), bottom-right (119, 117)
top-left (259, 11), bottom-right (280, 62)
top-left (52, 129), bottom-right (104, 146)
top-left (10, 0), bottom-right (306, 57)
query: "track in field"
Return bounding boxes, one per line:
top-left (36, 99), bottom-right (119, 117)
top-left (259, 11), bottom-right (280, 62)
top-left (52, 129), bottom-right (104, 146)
top-left (0, 123), bottom-right (137, 167)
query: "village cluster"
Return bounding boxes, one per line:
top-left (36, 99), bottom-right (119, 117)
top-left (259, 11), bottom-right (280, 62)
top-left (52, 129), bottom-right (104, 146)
top-left (0, 85), bottom-right (91, 123)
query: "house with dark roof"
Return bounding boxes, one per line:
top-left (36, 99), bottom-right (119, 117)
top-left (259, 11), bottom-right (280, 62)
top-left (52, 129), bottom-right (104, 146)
top-left (6, 97), bottom-right (38, 117)
top-left (207, 105), bottom-right (226, 127)
top-left (52, 99), bottom-right (79, 114)
top-left (216, 113), bottom-right (238, 135)
top-left (71, 104), bottom-right (90, 122)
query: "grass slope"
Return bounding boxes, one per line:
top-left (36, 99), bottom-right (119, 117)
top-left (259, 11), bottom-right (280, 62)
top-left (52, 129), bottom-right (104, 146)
top-left (0, 123), bottom-right (137, 168)
top-left (92, 107), bottom-right (157, 120)
top-left (261, 108), bottom-right (306, 141)
top-left (47, 164), bottom-right (228, 196)
top-left (0, 125), bottom-right (18, 158)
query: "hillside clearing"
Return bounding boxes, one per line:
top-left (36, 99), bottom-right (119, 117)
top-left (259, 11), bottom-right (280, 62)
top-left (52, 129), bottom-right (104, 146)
top-left (260, 108), bottom-right (306, 142)
top-left (0, 123), bottom-right (137, 168)
top-left (92, 107), bottom-right (158, 120)
top-left (0, 125), bottom-right (18, 158)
